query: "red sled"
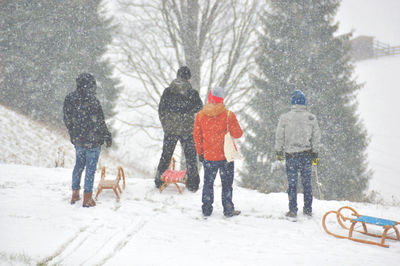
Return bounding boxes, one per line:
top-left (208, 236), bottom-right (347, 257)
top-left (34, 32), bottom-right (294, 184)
top-left (159, 157), bottom-right (187, 194)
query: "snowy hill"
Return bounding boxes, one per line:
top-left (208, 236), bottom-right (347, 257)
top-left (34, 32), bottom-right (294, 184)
top-left (355, 55), bottom-right (400, 203)
top-left (0, 104), bottom-right (142, 177)
top-left (0, 104), bottom-right (75, 168)
top-left (0, 163), bottom-right (399, 266)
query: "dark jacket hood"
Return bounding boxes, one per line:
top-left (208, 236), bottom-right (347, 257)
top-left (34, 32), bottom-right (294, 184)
top-left (76, 73), bottom-right (97, 95)
top-left (169, 78), bottom-right (192, 95)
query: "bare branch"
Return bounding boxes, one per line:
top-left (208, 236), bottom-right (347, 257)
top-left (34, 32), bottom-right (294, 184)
top-left (108, 0), bottom-right (259, 135)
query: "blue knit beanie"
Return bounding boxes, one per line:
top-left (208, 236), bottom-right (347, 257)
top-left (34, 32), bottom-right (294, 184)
top-left (291, 90), bottom-right (306, 105)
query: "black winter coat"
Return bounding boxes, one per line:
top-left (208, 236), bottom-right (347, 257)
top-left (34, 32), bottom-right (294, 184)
top-left (159, 79), bottom-right (203, 135)
top-left (63, 90), bottom-right (111, 149)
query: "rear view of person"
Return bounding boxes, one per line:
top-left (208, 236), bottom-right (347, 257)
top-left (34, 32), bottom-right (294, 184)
top-left (63, 73), bottom-right (112, 207)
top-left (155, 66), bottom-right (203, 192)
top-left (193, 86), bottom-right (243, 217)
top-left (275, 90), bottom-right (321, 217)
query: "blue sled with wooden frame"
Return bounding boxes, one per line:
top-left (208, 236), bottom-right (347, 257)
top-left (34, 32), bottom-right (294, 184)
top-left (322, 206), bottom-right (400, 248)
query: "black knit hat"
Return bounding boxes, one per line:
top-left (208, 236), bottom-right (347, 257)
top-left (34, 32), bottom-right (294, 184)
top-left (177, 66), bottom-right (191, 80)
top-left (76, 73), bottom-right (96, 93)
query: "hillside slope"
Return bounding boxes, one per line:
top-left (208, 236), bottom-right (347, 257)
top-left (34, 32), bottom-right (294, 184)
top-left (355, 55), bottom-right (400, 203)
top-left (0, 104), bottom-right (139, 176)
top-left (0, 104), bottom-right (75, 168)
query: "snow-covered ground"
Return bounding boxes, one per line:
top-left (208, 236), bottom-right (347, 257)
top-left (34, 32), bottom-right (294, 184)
top-left (0, 164), bottom-right (399, 266)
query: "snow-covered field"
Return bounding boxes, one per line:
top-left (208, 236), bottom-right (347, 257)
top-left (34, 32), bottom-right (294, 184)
top-left (1, 163), bottom-right (399, 266)
top-left (1, 1), bottom-right (400, 265)
top-left (356, 56), bottom-right (400, 203)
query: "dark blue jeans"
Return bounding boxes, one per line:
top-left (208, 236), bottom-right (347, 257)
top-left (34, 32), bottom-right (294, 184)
top-left (202, 160), bottom-right (235, 216)
top-left (286, 153), bottom-right (313, 213)
top-left (72, 146), bottom-right (101, 193)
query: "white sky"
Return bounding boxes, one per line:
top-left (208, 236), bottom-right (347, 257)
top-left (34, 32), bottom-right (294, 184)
top-left (337, 0), bottom-right (400, 44)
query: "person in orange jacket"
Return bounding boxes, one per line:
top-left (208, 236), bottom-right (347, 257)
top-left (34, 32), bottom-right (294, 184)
top-left (193, 86), bottom-right (243, 217)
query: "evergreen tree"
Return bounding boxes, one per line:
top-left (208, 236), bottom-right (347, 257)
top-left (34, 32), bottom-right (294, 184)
top-left (240, 0), bottom-right (370, 200)
top-left (0, 0), bottom-right (119, 126)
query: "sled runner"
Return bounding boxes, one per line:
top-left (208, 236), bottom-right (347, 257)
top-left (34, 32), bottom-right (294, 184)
top-left (159, 157), bottom-right (187, 194)
top-left (322, 206), bottom-right (400, 248)
top-left (95, 166), bottom-right (126, 201)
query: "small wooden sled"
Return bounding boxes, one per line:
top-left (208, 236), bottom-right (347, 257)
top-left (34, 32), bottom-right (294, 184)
top-left (322, 206), bottom-right (400, 248)
top-left (159, 157), bottom-right (187, 194)
top-left (95, 166), bottom-right (126, 201)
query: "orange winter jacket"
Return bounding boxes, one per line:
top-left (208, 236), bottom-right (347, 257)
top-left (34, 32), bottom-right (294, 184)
top-left (193, 103), bottom-right (243, 161)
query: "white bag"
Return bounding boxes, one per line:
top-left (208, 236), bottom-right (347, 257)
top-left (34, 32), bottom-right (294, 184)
top-left (224, 111), bottom-right (241, 162)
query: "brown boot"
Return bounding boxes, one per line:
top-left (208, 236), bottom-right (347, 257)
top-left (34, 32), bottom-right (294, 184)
top-left (70, 190), bottom-right (81, 204)
top-left (82, 192), bottom-right (96, 208)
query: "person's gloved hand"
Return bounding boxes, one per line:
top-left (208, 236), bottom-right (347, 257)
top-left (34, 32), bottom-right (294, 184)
top-left (198, 155), bottom-right (204, 163)
top-left (276, 151), bottom-right (284, 161)
top-left (106, 138), bottom-right (112, 148)
top-left (311, 152), bottom-right (319, 165)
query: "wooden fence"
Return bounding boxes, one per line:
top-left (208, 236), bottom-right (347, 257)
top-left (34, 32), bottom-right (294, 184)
top-left (373, 40), bottom-right (400, 58)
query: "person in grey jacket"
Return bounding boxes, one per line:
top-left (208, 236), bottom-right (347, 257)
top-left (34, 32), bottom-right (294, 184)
top-left (275, 90), bottom-right (321, 218)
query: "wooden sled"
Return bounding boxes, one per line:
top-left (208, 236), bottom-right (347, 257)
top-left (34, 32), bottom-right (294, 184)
top-left (95, 166), bottom-right (126, 201)
top-left (159, 157), bottom-right (187, 194)
top-left (322, 206), bottom-right (400, 248)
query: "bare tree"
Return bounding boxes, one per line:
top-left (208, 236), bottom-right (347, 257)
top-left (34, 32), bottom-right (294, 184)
top-left (110, 0), bottom-right (259, 133)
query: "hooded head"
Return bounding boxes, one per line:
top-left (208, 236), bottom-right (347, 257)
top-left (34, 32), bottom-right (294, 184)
top-left (208, 86), bottom-right (224, 104)
top-left (177, 66), bottom-right (191, 80)
top-left (76, 73), bottom-right (96, 95)
top-left (291, 90), bottom-right (306, 105)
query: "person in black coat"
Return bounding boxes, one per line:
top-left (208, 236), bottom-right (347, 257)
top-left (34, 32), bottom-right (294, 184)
top-left (63, 73), bottom-right (112, 207)
top-left (155, 66), bottom-right (203, 191)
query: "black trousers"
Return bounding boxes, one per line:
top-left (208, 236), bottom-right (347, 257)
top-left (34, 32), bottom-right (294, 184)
top-left (155, 133), bottom-right (200, 190)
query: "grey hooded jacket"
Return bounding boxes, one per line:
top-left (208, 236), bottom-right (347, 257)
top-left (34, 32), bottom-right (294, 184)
top-left (275, 105), bottom-right (321, 154)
